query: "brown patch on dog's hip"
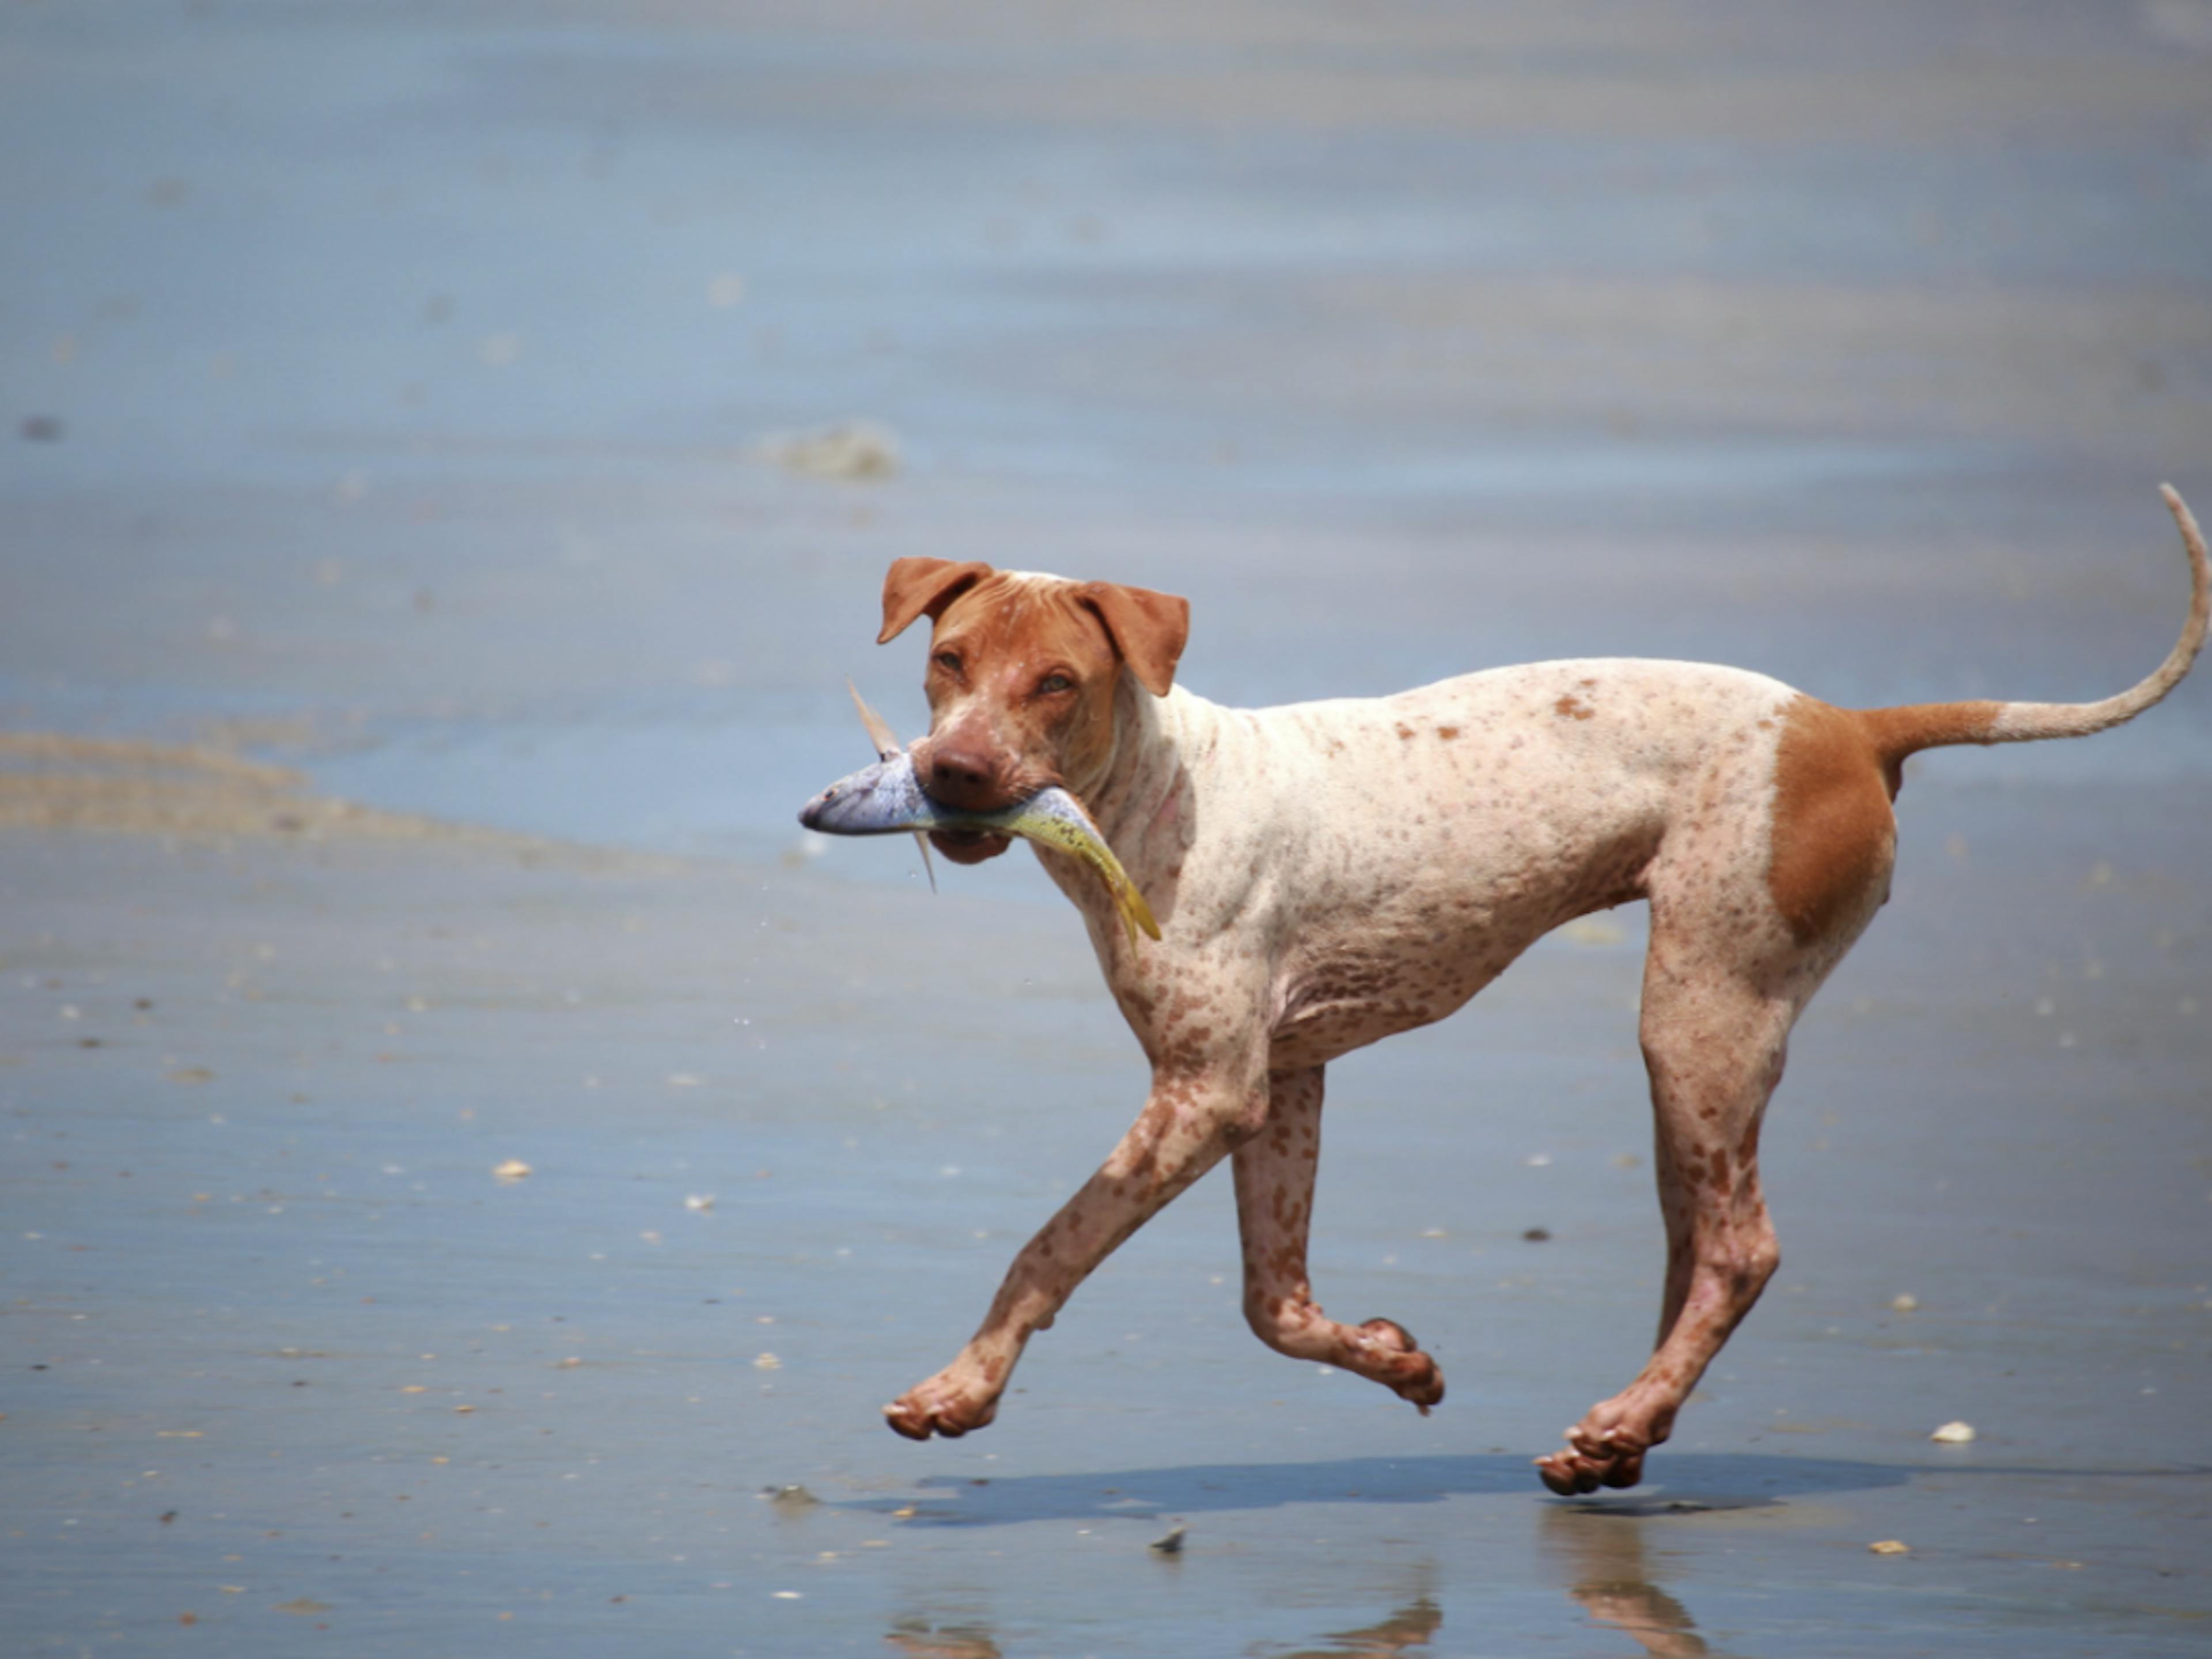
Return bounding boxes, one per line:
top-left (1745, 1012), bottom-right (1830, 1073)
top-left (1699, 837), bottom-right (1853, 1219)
top-left (1767, 698), bottom-right (1899, 946)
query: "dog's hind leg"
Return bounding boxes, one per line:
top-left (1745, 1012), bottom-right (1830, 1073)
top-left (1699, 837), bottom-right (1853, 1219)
top-left (1537, 956), bottom-right (1798, 1494)
top-left (1537, 733), bottom-right (1893, 1494)
top-left (1233, 1065), bottom-right (1446, 1410)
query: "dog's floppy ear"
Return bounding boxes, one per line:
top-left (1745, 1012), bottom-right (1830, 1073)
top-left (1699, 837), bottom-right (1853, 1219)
top-left (1080, 581), bottom-right (1190, 697)
top-left (878, 558), bottom-right (994, 645)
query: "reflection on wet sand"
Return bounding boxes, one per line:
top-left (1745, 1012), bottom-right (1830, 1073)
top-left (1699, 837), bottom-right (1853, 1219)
top-left (1277, 1595), bottom-right (1444, 1657)
top-left (882, 1504), bottom-right (1755, 1659)
top-left (884, 1618), bottom-right (1002, 1658)
top-left (1543, 1503), bottom-right (1731, 1659)
top-left (885, 1599), bottom-right (1444, 1659)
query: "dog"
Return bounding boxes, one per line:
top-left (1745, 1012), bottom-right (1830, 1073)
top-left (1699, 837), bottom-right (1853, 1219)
top-left (862, 487), bottom-right (2206, 1494)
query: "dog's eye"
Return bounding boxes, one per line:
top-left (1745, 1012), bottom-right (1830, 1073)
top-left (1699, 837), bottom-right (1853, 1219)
top-left (933, 650), bottom-right (963, 675)
top-left (1036, 673), bottom-right (1074, 696)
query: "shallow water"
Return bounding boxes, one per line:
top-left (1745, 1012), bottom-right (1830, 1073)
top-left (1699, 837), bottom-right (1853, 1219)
top-left (7, 0), bottom-right (2211, 858)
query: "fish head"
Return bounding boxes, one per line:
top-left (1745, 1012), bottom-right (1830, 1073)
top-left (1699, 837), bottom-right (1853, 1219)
top-left (876, 560), bottom-right (1188, 862)
top-left (797, 755), bottom-right (918, 836)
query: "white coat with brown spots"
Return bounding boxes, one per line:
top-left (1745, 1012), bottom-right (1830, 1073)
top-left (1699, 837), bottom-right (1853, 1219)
top-left (868, 488), bottom-right (2207, 1494)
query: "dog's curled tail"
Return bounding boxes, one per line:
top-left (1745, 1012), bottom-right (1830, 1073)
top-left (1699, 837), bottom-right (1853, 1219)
top-left (1861, 484), bottom-right (2209, 767)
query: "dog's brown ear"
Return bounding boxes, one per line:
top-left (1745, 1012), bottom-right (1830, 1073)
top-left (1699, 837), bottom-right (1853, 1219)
top-left (1080, 581), bottom-right (1190, 697)
top-left (878, 558), bottom-right (993, 645)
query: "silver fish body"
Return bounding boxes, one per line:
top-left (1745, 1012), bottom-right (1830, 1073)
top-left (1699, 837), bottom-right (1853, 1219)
top-left (798, 751), bottom-right (944, 837)
top-left (798, 751), bottom-right (1160, 944)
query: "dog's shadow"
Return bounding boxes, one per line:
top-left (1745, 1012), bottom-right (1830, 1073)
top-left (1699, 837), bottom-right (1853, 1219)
top-left (842, 1450), bottom-right (1908, 1527)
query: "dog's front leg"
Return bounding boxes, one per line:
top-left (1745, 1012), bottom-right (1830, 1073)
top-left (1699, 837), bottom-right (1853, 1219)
top-left (885, 1060), bottom-right (1268, 1441)
top-left (1234, 1066), bottom-right (1446, 1411)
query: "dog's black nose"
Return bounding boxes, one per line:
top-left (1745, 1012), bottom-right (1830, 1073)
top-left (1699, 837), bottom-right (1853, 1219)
top-left (927, 743), bottom-right (998, 808)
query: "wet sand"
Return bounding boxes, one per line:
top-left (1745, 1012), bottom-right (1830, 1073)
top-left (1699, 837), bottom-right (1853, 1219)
top-left (4, 2), bottom-right (2210, 1654)
top-left (5, 791), bottom-right (2208, 1656)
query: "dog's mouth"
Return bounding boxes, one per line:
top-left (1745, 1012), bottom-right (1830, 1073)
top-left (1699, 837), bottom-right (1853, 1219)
top-left (929, 828), bottom-right (1012, 864)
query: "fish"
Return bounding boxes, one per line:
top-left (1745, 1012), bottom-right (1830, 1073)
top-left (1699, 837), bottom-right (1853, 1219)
top-left (800, 691), bottom-right (1161, 947)
top-left (846, 680), bottom-right (937, 893)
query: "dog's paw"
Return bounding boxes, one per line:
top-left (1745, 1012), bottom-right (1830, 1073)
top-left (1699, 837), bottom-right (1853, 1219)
top-left (883, 1378), bottom-right (999, 1441)
top-left (1355, 1317), bottom-right (1446, 1413)
top-left (1534, 1424), bottom-right (1649, 1494)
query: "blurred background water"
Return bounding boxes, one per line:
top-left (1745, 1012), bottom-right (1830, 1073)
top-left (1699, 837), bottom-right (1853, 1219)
top-left (5, 0), bottom-right (2209, 877)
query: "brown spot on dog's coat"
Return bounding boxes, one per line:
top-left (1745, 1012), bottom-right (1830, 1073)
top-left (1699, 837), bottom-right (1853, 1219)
top-left (1436, 725), bottom-right (1460, 740)
top-left (1555, 694), bottom-right (1595, 721)
top-left (1767, 697), bottom-right (1899, 945)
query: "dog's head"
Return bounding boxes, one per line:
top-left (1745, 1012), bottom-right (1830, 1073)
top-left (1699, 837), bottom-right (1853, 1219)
top-left (877, 560), bottom-right (1188, 863)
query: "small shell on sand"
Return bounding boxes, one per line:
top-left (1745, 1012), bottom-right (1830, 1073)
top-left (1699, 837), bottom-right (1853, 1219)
top-left (1930, 1420), bottom-right (1976, 1444)
top-left (491, 1158), bottom-right (532, 1181)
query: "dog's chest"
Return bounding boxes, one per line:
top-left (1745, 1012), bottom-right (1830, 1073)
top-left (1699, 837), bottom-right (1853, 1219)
top-left (1262, 827), bottom-right (1649, 1067)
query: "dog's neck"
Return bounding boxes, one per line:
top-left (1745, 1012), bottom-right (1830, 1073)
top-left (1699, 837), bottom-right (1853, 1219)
top-left (1075, 674), bottom-right (1183, 827)
top-left (1057, 672), bottom-right (1221, 898)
